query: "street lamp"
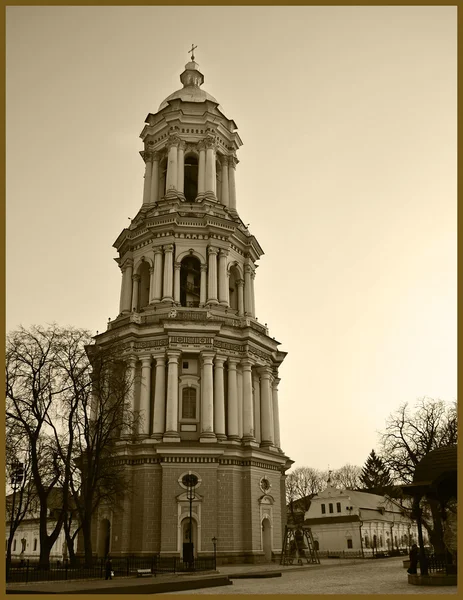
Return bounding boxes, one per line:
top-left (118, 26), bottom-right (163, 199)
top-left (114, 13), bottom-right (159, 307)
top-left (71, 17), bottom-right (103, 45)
top-left (7, 461), bottom-right (25, 580)
top-left (212, 536), bottom-right (217, 570)
top-left (181, 473), bottom-right (198, 568)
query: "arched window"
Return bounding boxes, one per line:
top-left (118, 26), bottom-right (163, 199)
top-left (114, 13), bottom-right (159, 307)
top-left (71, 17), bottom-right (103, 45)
top-left (364, 535), bottom-right (369, 548)
top-left (314, 540), bottom-right (319, 551)
top-left (184, 155), bottom-right (198, 202)
top-left (228, 265), bottom-right (241, 311)
top-left (182, 387), bottom-right (197, 419)
top-left (180, 256), bottom-right (201, 307)
top-left (138, 261), bottom-right (151, 310)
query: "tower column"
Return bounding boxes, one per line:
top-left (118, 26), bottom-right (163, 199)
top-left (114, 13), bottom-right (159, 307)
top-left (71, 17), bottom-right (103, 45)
top-left (251, 268), bottom-right (256, 317)
top-left (205, 139), bottom-right (216, 195)
top-left (221, 157), bottom-right (229, 207)
top-left (253, 371), bottom-right (261, 443)
top-left (244, 264), bottom-right (253, 316)
top-left (166, 137), bottom-right (179, 192)
top-left (173, 261), bottom-right (181, 304)
top-left (207, 246), bottom-right (218, 304)
top-left (259, 367), bottom-right (274, 447)
top-left (272, 375), bottom-right (281, 449)
top-left (148, 267), bottom-right (155, 304)
top-left (164, 350), bottom-right (181, 441)
top-left (197, 141), bottom-right (206, 195)
top-left (120, 259), bottom-right (133, 314)
top-left (177, 141), bottom-right (185, 195)
top-left (153, 247), bottom-right (163, 302)
top-left (139, 356), bottom-right (151, 437)
top-left (142, 152), bottom-right (152, 205)
top-left (237, 279), bottom-right (245, 316)
top-left (150, 152), bottom-right (160, 204)
top-left (200, 352), bottom-right (216, 441)
top-left (121, 357), bottom-right (137, 438)
top-left (228, 155), bottom-right (238, 210)
top-left (227, 358), bottom-right (239, 440)
top-left (131, 274), bottom-right (140, 312)
top-left (199, 264), bottom-right (207, 307)
top-left (214, 355), bottom-right (226, 440)
top-left (162, 244), bottom-right (174, 301)
top-left (241, 359), bottom-right (255, 441)
top-left (218, 249), bottom-right (229, 306)
top-left (152, 354), bottom-right (166, 439)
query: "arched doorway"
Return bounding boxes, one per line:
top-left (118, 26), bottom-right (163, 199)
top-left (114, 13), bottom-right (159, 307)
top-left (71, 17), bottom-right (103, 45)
top-left (262, 518), bottom-right (272, 561)
top-left (181, 517), bottom-right (198, 559)
top-left (98, 519), bottom-right (111, 557)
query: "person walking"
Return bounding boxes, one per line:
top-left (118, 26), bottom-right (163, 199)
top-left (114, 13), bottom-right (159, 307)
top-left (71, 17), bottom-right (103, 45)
top-left (105, 556), bottom-right (113, 580)
top-left (407, 544), bottom-right (419, 574)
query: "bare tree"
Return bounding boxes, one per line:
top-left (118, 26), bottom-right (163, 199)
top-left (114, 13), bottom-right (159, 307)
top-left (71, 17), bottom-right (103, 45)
top-left (330, 464), bottom-right (362, 490)
top-left (62, 338), bottom-right (136, 566)
top-left (285, 466), bottom-right (325, 521)
top-left (6, 325), bottom-right (70, 568)
top-left (379, 397), bottom-right (457, 553)
top-left (6, 325), bottom-right (136, 568)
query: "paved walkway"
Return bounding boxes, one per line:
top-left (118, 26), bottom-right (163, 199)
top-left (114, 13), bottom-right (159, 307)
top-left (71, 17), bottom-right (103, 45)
top-left (179, 557), bottom-right (458, 595)
top-left (6, 557), bottom-right (457, 595)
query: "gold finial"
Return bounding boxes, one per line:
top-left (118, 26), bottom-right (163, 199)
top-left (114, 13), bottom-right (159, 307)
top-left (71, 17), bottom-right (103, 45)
top-left (188, 43), bottom-right (198, 61)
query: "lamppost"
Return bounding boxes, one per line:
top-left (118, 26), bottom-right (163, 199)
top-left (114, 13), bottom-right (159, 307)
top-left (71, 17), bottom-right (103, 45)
top-left (181, 473), bottom-right (198, 568)
top-left (212, 536), bottom-right (217, 570)
top-left (7, 461), bottom-right (24, 580)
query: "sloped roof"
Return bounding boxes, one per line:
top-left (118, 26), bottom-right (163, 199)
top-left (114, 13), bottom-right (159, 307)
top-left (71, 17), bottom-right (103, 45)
top-left (413, 445), bottom-right (457, 485)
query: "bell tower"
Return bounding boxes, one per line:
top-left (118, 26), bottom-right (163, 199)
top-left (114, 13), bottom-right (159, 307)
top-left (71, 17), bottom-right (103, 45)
top-left (94, 51), bottom-right (292, 564)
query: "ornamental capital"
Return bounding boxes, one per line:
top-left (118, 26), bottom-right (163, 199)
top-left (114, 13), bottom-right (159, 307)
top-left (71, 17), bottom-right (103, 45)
top-left (229, 155), bottom-right (239, 168)
top-left (219, 248), bottom-right (229, 258)
top-left (205, 136), bottom-right (217, 150)
top-left (208, 246), bottom-right (219, 256)
top-left (197, 140), bottom-right (206, 152)
top-left (163, 244), bottom-right (174, 252)
top-left (241, 358), bottom-right (253, 370)
top-left (177, 139), bottom-right (186, 151)
top-left (258, 366), bottom-right (272, 378)
top-left (166, 134), bottom-right (181, 149)
top-left (142, 151), bottom-right (152, 163)
top-left (174, 262), bottom-right (181, 270)
top-left (236, 278), bottom-right (245, 287)
top-left (244, 264), bottom-right (253, 274)
top-left (220, 155), bottom-right (229, 167)
top-left (132, 274), bottom-right (141, 282)
top-left (200, 264), bottom-right (208, 272)
top-left (126, 356), bottom-right (138, 368)
top-left (152, 151), bottom-right (161, 161)
top-left (153, 246), bottom-right (164, 255)
top-left (121, 258), bottom-right (134, 271)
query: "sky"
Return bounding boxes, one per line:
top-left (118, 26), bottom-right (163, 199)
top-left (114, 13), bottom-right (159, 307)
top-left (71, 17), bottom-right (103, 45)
top-left (6, 6), bottom-right (457, 472)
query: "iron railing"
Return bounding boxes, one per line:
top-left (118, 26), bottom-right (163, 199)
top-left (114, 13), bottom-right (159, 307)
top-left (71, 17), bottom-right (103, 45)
top-left (6, 555), bottom-right (216, 584)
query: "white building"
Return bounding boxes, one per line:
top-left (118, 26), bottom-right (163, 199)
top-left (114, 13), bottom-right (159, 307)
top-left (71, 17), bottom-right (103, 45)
top-left (6, 489), bottom-right (76, 562)
top-left (303, 483), bottom-right (423, 555)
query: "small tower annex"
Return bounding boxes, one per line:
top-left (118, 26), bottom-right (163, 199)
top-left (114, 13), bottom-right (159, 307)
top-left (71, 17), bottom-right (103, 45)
top-left (93, 53), bottom-right (292, 564)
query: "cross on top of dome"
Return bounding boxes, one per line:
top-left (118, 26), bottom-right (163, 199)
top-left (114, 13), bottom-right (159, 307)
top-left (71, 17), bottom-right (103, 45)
top-left (188, 43), bottom-right (197, 62)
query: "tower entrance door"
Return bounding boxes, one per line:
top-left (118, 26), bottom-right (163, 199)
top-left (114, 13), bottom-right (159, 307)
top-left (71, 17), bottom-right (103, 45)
top-left (262, 518), bottom-right (272, 561)
top-left (181, 518), bottom-right (198, 559)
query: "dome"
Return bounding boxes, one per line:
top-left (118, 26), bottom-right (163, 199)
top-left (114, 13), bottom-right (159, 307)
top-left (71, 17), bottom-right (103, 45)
top-left (158, 60), bottom-right (218, 111)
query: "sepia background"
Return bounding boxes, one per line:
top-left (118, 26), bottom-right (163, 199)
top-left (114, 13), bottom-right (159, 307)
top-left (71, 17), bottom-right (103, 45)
top-left (6, 5), bottom-right (457, 470)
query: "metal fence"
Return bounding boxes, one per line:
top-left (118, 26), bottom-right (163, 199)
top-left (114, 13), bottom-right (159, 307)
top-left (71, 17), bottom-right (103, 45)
top-left (427, 554), bottom-right (455, 575)
top-left (316, 548), bottom-right (408, 560)
top-left (6, 555), bottom-right (216, 584)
